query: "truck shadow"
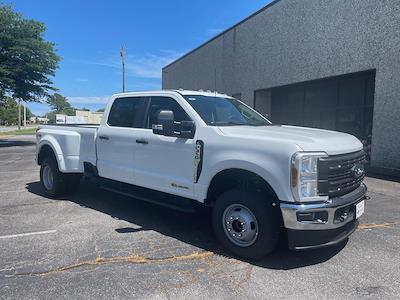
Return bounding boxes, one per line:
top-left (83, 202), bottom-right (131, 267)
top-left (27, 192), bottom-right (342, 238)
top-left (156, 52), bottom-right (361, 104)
top-left (26, 179), bottom-right (347, 270)
top-left (0, 138), bottom-right (36, 148)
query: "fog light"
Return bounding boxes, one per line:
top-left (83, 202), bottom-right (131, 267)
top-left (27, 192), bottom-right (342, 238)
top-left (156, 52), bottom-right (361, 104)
top-left (334, 206), bottom-right (353, 224)
top-left (297, 211), bottom-right (328, 224)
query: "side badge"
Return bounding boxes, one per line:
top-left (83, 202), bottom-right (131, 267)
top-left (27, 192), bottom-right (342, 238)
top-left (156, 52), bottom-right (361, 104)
top-left (193, 140), bottom-right (204, 183)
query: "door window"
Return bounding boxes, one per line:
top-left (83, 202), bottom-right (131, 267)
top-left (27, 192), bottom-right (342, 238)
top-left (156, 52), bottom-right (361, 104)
top-left (145, 96), bottom-right (191, 129)
top-left (108, 97), bottom-right (148, 128)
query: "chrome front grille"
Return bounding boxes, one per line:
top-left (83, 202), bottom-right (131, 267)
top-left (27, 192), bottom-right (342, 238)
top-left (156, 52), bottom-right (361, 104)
top-left (318, 150), bottom-right (367, 198)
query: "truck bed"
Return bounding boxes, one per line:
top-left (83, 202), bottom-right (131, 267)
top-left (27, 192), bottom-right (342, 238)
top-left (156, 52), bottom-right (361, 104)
top-left (37, 124), bottom-right (99, 173)
top-left (40, 123), bottom-right (100, 128)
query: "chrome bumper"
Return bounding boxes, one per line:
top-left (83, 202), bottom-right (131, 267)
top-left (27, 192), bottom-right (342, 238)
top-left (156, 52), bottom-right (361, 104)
top-left (280, 183), bottom-right (367, 231)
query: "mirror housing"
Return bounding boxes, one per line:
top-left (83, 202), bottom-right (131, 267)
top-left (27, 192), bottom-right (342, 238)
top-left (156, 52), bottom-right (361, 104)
top-left (177, 121), bottom-right (195, 139)
top-left (152, 110), bottom-right (196, 139)
top-left (152, 110), bottom-right (174, 136)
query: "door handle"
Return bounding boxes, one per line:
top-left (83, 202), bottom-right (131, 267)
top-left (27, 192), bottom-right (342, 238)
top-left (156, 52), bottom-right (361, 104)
top-left (99, 135), bottom-right (109, 140)
top-left (136, 139), bottom-right (148, 144)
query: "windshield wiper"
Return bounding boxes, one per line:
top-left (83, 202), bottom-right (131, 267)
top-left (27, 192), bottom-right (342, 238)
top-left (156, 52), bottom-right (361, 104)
top-left (247, 122), bottom-right (270, 126)
top-left (212, 121), bottom-right (248, 126)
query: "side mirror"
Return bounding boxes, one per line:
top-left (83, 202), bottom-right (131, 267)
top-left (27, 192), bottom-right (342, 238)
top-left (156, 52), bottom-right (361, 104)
top-left (152, 110), bottom-right (196, 139)
top-left (177, 120), bottom-right (195, 139)
top-left (152, 110), bottom-right (175, 136)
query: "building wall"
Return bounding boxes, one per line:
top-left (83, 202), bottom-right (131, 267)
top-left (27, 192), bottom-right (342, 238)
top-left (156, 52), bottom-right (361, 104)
top-left (75, 110), bottom-right (103, 124)
top-left (162, 0), bottom-right (400, 171)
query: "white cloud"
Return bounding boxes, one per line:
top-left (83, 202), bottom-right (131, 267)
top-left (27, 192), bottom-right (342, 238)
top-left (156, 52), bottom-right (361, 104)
top-left (91, 50), bottom-right (185, 79)
top-left (67, 96), bottom-right (109, 105)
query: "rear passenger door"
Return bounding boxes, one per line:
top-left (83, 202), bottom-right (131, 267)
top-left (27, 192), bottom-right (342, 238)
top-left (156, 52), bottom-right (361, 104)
top-left (96, 96), bottom-right (148, 184)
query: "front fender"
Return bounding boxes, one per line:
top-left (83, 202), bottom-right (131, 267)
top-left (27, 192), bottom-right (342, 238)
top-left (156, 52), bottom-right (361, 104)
top-left (196, 146), bottom-right (294, 203)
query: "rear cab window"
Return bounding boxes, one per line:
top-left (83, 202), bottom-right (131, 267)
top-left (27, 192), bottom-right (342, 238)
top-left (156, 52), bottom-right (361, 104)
top-left (107, 97), bottom-right (148, 128)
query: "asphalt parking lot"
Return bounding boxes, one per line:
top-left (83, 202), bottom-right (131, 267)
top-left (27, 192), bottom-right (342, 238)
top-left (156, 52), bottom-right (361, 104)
top-left (0, 135), bottom-right (399, 299)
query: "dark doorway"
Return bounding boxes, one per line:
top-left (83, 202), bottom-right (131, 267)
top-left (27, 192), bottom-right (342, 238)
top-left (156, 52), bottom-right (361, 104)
top-left (256, 70), bottom-right (375, 158)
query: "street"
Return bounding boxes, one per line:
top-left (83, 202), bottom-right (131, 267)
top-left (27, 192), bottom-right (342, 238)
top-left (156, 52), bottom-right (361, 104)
top-left (0, 135), bottom-right (399, 299)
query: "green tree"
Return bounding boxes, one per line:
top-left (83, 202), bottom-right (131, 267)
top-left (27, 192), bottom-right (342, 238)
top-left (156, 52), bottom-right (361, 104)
top-left (0, 4), bottom-right (60, 127)
top-left (45, 111), bottom-right (57, 124)
top-left (0, 4), bottom-right (60, 101)
top-left (46, 93), bottom-right (75, 123)
top-left (0, 97), bottom-right (32, 125)
top-left (46, 93), bottom-right (72, 112)
top-left (0, 97), bottom-right (18, 125)
top-left (96, 108), bottom-right (105, 112)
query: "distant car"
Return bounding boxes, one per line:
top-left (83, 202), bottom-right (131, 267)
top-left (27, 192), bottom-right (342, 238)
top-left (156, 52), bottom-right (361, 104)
top-left (36, 90), bottom-right (367, 260)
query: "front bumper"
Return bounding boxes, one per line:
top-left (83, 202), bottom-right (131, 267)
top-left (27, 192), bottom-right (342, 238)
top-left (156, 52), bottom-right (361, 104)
top-left (280, 183), bottom-right (367, 250)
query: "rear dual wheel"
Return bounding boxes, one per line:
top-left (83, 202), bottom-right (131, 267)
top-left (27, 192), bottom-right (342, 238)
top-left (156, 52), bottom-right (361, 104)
top-left (40, 157), bottom-right (81, 197)
top-left (212, 189), bottom-right (281, 260)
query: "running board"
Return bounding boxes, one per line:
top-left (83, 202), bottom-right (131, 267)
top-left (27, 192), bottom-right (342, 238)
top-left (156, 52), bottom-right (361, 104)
top-left (99, 180), bottom-right (196, 213)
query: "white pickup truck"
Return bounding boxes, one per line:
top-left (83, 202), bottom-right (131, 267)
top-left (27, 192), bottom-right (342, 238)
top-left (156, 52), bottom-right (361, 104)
top-left (36, 90), bottom-right (367, 259)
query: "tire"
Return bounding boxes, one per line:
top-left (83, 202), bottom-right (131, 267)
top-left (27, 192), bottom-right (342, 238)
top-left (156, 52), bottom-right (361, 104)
top-left (40, 157), bottom-right (67, 197)
top-left (212, 189), bottom-right (281, 260)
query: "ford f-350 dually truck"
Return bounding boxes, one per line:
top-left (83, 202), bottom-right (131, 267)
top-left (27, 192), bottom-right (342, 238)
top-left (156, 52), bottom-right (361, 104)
top-left (36, 90), bottom-right (367, 259)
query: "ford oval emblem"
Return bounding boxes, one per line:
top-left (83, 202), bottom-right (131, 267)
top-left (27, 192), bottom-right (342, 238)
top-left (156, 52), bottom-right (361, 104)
top-left (351, 163), bottom-right (365, 178)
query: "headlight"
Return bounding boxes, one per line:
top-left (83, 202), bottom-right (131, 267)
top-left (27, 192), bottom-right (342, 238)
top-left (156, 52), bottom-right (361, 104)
top-left (291, 152), bottom-right (328, 202)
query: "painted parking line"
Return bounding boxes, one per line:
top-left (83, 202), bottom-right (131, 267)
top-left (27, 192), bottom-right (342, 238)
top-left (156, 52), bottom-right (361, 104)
top-left (0, 169), bottom-right (37, 173)
top-left (0, 230), bottom-right (56, 240)
top-left (0, 189), bottom-right (26, 193)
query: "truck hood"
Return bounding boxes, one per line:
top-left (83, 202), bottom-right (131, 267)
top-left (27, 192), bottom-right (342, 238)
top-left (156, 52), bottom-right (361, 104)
top-left (218, 125), bottom-right (363, 155)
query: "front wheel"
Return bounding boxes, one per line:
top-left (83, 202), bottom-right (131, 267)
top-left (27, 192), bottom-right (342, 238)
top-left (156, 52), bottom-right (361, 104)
top-left (212, 189), bottom-right (281, 260)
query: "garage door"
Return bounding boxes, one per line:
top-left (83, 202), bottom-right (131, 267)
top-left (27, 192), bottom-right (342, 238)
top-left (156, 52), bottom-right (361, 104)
top-left (268, 70), bottom-right (375, 148)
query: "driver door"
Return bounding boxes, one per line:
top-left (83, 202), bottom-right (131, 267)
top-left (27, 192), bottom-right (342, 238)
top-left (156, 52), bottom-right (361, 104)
top-left (132, 96), bottom-right (196, 198)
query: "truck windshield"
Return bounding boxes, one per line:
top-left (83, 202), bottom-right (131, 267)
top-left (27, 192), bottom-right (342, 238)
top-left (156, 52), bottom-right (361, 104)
top-left (183, 95), bottom-right (271, 126)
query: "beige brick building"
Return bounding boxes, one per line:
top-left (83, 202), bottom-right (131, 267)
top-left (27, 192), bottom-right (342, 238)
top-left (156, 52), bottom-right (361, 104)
top-left (75, 110), bottom-right (103, 124)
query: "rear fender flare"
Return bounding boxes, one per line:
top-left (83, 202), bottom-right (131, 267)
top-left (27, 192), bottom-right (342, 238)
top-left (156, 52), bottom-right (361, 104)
top-left (37, 136), bottom-right (66, 172)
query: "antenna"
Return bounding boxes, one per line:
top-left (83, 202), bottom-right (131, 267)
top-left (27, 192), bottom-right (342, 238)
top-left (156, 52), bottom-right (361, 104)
top-left (120, 46), bottom-right (126, 93)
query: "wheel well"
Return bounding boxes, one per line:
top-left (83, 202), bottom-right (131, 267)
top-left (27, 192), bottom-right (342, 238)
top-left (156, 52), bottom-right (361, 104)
top-left (206, 169), bottom-right (278, 205)
top-left (38, 144), bottom-right (56, 165)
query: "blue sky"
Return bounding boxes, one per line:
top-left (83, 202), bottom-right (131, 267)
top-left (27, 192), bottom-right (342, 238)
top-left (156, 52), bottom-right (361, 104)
top-left (4, 0), bottom-right (272, 116)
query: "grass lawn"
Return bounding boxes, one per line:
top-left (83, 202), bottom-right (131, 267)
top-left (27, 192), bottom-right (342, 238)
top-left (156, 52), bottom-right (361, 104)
top-left (0, 128), bottom-right (37, 136)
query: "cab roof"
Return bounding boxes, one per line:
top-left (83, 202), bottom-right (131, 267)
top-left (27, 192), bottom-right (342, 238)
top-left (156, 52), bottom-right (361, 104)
top-left (112, 89), bottom-right (232, 99)
top-left (173, 89), bottom-right (230, 97)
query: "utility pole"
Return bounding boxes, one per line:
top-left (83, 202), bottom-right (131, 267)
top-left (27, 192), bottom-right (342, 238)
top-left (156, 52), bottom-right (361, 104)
top-left (23, 102), bottom-right (27, 128)
top-left (18, 99), bottom-right (21, 130)
top-left (120, 46), bottom-right (126, 93)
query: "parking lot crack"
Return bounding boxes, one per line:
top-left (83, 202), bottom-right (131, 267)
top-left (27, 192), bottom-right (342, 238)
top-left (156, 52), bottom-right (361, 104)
top-left (9, 251), bottom-right (214, 277)
top-left (358, 222), bottom-right (400, 230)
